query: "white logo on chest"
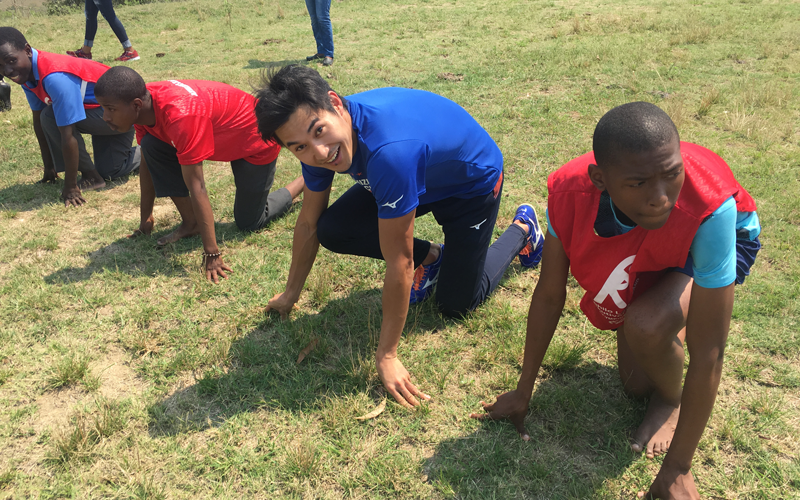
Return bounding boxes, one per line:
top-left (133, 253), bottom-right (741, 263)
top-left (594, 255), bottom-right (636, 308)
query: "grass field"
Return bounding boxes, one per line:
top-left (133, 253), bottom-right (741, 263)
top-left (0, 0), bottom-right (799, 498)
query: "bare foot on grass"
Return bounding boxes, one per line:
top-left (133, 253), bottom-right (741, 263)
top-left (156, 221), bottom-right (199, 246)
top-left (37, 170), bottom-right (59, 184)
top-left (631, 393), bottom-right (680, 459)
top-left (78, 175), bottom-right (106, 191)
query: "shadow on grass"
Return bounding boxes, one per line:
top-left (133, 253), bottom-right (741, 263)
top-left (244, 58), bottom-right (309, 70)
top-left (0, 174), bottom-right (136, 212)
top-left (425, 363), bottom-right (645, 498)
top-left (148, 289), bottom-right (452, 437)
top-left (41, 218), bottom-right (263, 284)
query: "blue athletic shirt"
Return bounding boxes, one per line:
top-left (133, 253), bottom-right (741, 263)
top-left (302, 88), bottom-right (503, 219)
top-left (22, 48), bottom-right (98, 127)
top-left (546, 196), bottom-right (761, 288)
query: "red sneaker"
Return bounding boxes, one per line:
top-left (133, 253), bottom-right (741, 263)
top-left (66, 48), bottom-right (92, 59)
top-left (115, 49), bottom-right (140, 62)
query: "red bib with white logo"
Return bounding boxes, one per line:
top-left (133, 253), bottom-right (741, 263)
top-left (547, 142), bottom-right (756, 330)
top-left (27, 51), bottom-right (109, 109)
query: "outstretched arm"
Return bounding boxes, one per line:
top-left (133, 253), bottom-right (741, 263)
top-left (58, 123), bottom-right (85, 207)
top-left (470, 232), bottom-right (570, 438)
top-left (181, 161), bottom-right (232, 283)
top-left (641, 282), bottom-right (734, 499)
top-left (375, 209), bottom-right (431, 408)
top-left (265, 184), bottom-right (331, 318)
top-left (129, 153), bottom-right (155, 237)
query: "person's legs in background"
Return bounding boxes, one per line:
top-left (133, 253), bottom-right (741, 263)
top-left (304, 0), bottom-right (334, 65)
top-left (68, 0), bottom-right (139, 61)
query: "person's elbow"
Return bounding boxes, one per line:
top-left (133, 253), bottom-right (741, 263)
top-left (688, 339), bottom-right (727, 377)
top-left (532, 277), bottom-right (568, 313)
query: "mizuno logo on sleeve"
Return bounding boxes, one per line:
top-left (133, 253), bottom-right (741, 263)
top-left (382, 195), bottom-right (404, 209)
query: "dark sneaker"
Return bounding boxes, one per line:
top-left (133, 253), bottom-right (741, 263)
top-left (115, 49), bottom-right (140, 62)
top-left (322, 56), bottom-right (333, 66)
top-left (410, 244), bottom-right (443, 305)
top-left (306, 53), bottom-right (324, 61)
top-left (66, 48), bottom-right (92, 59)
top-left (515, 204), bottom-right (545, 268)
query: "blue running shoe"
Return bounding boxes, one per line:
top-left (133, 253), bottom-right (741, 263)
top-left (410, 244), bottom-right (443, 304)
top-left (515, 204), bottom-right (545, 268)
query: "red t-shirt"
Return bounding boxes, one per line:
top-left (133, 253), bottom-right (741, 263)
top-left (134, 80), bottom-right (280, 165)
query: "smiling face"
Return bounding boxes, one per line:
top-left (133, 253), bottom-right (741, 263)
top-left (274, 91), bottom-right (355, 173)
top-left (97, 95), bottom-right (142, 132)
top-left (589, 137), bottom-right (684, 230)
top-left (0, 43), bottom-right (33, 85)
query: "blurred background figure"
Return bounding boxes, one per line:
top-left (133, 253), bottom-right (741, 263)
top-left (67, 0), bottom-right (139, 62)
top-left (304, 0), bottom-right (334, 67)
top-left (0, 75), bottom-right (10, 111)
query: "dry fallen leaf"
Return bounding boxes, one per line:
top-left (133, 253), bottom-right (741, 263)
top-left (296, 338), bottom-right (319, 365)
top-left (355, 398), bottom-right (386, 421)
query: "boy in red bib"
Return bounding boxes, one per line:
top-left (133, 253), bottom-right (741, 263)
top-left (472, 102), bottom-right (760, 499)
top-left (95, 67), bottom-right (304, 283)
top-left (0, 27), bottom-right (140, 207)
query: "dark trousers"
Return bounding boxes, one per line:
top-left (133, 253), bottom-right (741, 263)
top-left (141, 134), bottom-right (293, 231)
top-left (316, 179), bottom-right (527, 317)
top-left (40, 105), bottom-right (140, 179)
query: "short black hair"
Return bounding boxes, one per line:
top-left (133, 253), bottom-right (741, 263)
top-left (95, 66), bottom-right (147, 103)
top-left (593, 102), bottom-right (679, 167)
top-left (0, 27), bottom-right (28, 51)
top-left (253, 64), bottom-right (344, 145)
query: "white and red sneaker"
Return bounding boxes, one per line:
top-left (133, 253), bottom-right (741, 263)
top-left (115, 49), bottom-right (140, 62)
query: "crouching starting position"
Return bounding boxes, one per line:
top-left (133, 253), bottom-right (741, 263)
top-left (254, 65), bottom-right (545, 408)
top-left (0, 27), bottom-right (140, 207)
top-left (472, 102), bottom-right (761, 499)
top-left (94, 66), bottom-right (304, 283)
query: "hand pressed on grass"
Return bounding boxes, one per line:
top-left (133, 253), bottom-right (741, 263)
top-left (469, 389), bottom-right (531, 441)
top-left (265, 292), bottom-right (299, 320)
top-left (203, 253), bottom-right (231, 284)
top-left (61, 186), bottom-right (86, 207)
top-left (376, 353), bottom-right (430, 409)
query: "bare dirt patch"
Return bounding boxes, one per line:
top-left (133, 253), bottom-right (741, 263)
top-left (34, 386), bottom-right (84, 434)
top-left (437, 72), bottom-right (464, 82)
top-left (95, 345), bottom-right (148, 400)
top-left (32, 346), bottom-right (145, 434)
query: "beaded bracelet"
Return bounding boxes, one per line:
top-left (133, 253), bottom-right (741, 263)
top-left (201, 251), bottom-right (222, 271)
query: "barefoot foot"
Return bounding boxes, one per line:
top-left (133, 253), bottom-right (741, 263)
top-left (78, 174), bottom-right (106, 191)
top-left (156, 221), bottom-right (199, 246)
top-left (37, 170), bottom-right (59, 184)
top-left (631, 393), bottom-right (680, 459)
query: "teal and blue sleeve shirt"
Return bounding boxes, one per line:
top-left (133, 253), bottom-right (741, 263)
top-left (546, 196), bottom-right (761, 289)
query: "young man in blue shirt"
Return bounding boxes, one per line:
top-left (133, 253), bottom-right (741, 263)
top-left (0, 27), bottom-right (140, 207)
top-left (254, 65), bottom-right (544, 408)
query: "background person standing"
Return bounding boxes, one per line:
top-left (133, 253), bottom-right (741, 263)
top-left (67, 0), bottom-right (139, 62)
top-left (304, 0), bottom-right (333, 67)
